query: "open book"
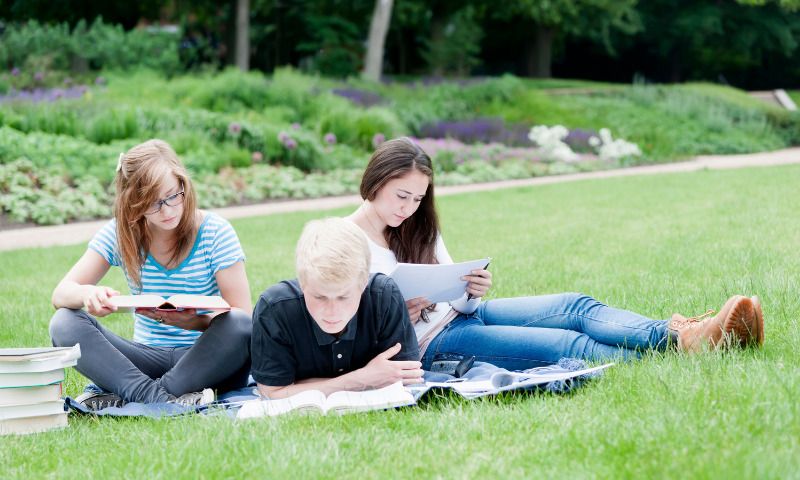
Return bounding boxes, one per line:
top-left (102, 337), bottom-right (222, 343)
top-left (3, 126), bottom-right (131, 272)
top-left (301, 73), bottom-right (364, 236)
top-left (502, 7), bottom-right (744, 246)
top-left (110, 295), bottom-right (230, 312)
top-left (237, 381), bottom-right (415, 419)
top-left (388, 258), bottom-right (491, 303)
top-left (412, 363), bottom-right (614, 399)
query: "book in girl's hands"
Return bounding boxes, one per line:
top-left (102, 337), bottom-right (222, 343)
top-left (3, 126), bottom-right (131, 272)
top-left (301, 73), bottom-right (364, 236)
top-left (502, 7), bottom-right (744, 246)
top-left (237, 381), bottom-right (415, 419)
top-left (388, 258), bottom-right (491, 304)
top-left (109, 294), bottom-right (231, 312)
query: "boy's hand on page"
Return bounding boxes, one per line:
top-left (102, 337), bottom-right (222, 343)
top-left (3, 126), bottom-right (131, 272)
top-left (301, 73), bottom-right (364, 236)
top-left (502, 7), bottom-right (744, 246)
top-left (405, 297), bottom-right (432, 324)
top-left (357, 343), bottom-right (424, 388)
top-left (82, 285), bottom-right (119, 317)
top-left (462, 268), bottom-right (492, 299)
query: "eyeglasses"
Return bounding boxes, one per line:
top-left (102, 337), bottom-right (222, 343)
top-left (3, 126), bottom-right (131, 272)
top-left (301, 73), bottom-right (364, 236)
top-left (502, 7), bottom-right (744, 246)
top-left (144, 191), bottom-right (185, 215)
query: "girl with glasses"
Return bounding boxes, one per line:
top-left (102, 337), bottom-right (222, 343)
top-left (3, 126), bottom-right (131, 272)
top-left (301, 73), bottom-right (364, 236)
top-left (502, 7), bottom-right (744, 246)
top-left (50, 139), bottom-right (252, 409)
top-left (345, 137), bottom-right (764, 372)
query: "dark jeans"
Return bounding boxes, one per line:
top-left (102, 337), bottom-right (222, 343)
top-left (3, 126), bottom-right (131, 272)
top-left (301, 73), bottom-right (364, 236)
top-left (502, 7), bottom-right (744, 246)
top-left (49, 308), bottom-right (252, 403)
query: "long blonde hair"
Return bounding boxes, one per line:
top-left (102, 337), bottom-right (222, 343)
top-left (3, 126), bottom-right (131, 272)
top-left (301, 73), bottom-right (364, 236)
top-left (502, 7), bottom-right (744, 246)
top-left (114, 139), bottom-right (198, 288)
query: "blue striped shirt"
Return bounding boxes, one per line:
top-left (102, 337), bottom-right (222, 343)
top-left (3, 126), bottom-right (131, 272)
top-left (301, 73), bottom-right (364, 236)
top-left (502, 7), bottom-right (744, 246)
top-left (88, 212), bottom-right (246, 347)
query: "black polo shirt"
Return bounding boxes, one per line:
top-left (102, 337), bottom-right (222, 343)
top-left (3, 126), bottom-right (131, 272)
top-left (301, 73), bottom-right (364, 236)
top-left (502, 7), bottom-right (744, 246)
top-left (251, 273), bottom-right (419, 387)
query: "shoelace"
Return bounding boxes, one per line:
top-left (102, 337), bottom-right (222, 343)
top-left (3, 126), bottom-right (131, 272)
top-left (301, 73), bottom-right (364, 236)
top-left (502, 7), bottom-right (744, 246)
top-left (88, 397), bottom-right (123, 410)
top-left (172, 393), bottom-right (202, 406)
top-left (672, 309), bottom-right (715, 328)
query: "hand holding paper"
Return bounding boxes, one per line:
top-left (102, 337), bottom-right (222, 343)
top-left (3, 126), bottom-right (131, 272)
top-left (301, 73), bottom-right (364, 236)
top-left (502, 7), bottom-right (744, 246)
top-left (389, 258), bottom-right (491, 304)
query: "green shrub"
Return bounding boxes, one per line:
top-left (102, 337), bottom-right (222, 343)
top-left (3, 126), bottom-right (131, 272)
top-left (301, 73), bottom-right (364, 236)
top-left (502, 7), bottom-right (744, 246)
top-left (1, 102), bottom-right (82, 137)
top-left (86, 107), bottom-right (139, 144)
top-left (0, 159), bottom-right (111, 225)
top-left (0, 19), bottom-right (181, 81)
top-left (317, 106), bottom-right (405, 151)
top-left (180, 69), bottom-right (272, 112)
top-left (0, 126), bottom-right (131, 183)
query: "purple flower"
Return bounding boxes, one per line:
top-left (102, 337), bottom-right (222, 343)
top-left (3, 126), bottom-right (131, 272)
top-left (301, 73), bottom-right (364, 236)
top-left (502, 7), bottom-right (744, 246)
top-left (34, 71), bottom-right (45, 82)
top-left (372, 133), bottom-right (386, 148)
top-left (63, 77), bottom-right (73, 86)
top-left (331, 88), bottom-right (385, 108)
top-left (11, 67), bottom-right (20, 77)
top-left (251, 151), bottom-right (264, 163)
top-left (324, 132), bottom-right (337, 145)
top-left (418, 118), bottom-right (533, 146)
top-left (228, 122), bottom-right (242, 135)
top-left (284, 138), bottom-right (298, 150)
top-left (94, 76), bottom-right (106, 86)
top-left (291, 122), bottom-right (301, 130)
top-left (277, 131), bottom-right (290, 143)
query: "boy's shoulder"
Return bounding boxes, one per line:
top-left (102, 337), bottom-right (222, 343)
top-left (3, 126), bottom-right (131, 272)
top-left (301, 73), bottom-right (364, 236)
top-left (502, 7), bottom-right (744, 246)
top-left (364, 272), bottom-right (394, 294)
top-left (259, 279), bottom-right (304, 306)
top-left (362, 273), bottom-right (403, 308)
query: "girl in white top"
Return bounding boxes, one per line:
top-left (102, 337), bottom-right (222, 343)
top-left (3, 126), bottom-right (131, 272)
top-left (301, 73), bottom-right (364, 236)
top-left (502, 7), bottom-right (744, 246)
top-left (347, 137), bottom-right (763, 371)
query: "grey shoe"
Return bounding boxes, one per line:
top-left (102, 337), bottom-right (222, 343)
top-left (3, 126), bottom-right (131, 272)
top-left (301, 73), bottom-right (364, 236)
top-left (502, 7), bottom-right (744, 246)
top-left (168, 388), bottom-right (215, 407)
top-left (75, 391), bottom-right (126, 411)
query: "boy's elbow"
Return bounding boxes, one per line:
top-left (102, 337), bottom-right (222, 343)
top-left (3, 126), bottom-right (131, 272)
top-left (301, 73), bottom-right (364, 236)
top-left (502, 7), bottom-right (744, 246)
top-left (257, 383), bottom-right (289, 399)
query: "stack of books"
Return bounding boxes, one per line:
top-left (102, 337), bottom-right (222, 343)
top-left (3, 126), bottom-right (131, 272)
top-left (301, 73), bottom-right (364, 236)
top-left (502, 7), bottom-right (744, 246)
top-left (0, 345), bottom-right (80, 435)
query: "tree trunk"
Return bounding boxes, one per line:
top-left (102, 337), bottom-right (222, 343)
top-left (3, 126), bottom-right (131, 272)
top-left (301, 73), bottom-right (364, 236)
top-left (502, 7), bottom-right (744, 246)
top-left (235, 0), bottom-right (250, 71)
top-left (669, 50), bottom-right (682, 83)
top-left (362, 0), bottom-right (394, 81)
top-left (524, 26), bottom-right (554, 78)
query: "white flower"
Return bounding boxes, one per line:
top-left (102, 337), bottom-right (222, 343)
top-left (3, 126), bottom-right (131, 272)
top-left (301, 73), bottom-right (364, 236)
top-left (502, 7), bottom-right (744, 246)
top-left (528, 125), bottom-right (579, 163)
top-left (590, 128), bottom-right (642, 162)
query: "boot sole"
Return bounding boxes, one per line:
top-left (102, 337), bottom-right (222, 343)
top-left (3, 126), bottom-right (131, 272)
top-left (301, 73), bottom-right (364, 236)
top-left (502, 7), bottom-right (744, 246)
top-left (721, 297), bottom-right (756, 348)
top-left (751, 296), bottom-right (765, 346)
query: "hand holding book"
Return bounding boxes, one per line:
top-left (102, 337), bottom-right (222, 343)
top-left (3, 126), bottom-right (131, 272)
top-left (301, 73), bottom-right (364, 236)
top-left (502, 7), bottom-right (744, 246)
top-left (81, 285), bottom-right (121, 317)
top-left (135, 308), bottom-right (209, 331)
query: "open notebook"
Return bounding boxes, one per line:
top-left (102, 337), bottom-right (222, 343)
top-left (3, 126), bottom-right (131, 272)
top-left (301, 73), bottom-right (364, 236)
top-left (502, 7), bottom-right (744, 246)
top-left (237, 381), bottom-right (415, 419)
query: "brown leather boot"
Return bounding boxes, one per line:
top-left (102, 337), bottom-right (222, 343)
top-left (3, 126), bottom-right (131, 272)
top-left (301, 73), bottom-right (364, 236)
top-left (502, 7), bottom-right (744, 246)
top-left (751, 296), bottom-right (765, 347)
top-left (669, 296), bottom-right (757, 352)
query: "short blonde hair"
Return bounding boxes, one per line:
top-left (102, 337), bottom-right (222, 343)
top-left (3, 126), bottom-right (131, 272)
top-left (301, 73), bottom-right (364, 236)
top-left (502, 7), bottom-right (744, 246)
top-left (296, 218), bottom-right (371, 288)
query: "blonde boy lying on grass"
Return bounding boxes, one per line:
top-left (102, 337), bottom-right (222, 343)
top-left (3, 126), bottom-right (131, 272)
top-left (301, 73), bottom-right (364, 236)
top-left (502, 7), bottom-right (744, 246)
top-left (251, 218), bottom-right (423, 399)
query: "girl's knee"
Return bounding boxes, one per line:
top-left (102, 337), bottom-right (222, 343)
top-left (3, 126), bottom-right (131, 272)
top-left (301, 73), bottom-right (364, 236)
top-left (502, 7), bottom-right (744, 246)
top-left (49, 308), bottom-right (86, 346)
top-left (213, 310), bottom-right (252, 341)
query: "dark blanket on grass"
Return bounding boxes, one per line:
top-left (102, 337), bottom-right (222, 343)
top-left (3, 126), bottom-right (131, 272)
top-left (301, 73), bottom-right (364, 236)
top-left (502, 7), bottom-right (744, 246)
top-left (64, 358), bottom-right (603, 418)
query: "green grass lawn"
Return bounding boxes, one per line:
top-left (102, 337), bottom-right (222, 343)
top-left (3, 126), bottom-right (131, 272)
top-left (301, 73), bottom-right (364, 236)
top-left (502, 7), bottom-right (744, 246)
top-left (2, 165), bottom-right (799, 478)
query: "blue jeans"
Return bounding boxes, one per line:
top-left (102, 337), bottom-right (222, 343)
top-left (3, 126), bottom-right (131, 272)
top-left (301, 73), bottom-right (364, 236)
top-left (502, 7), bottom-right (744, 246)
top-left (421, 293), bottom-right (671, 371)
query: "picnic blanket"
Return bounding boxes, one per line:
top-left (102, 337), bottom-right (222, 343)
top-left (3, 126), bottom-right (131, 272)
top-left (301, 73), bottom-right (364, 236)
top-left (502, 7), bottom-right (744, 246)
top-left (65, 358), bottom-right (604, 418)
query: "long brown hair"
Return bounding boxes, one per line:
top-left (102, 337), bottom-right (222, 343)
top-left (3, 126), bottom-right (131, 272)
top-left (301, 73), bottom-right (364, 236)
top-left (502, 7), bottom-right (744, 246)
top-left (114, 139), bottom-right (198, 288)
top-left (360, 137), bottom-right (440, 264)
